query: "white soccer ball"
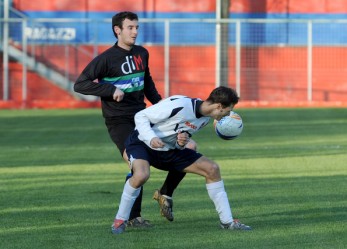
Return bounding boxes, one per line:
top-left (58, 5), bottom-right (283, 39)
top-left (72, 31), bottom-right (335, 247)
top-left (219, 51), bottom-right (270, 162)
top-left (213, 112), bottom-right (243, 140)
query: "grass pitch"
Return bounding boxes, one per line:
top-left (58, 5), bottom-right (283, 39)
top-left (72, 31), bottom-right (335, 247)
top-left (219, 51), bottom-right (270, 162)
top-left (0, 108), bottom-right (346, 249)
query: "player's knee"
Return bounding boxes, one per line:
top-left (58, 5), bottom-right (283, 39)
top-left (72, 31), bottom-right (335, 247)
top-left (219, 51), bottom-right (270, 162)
top-left (131, 171), bottom-right (150, 188)
top-left (132, 162), bottom-right (150, 187)
top-left (138, 171), bottom-right (150, 184)
top-left (205, 162), bottom-right (221, 180)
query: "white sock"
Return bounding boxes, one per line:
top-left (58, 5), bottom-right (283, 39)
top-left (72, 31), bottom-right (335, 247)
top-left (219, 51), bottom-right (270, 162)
top-left (206, 180), bottom-right (233, 224)
top-left (115, 179), bottom-right (141, 221)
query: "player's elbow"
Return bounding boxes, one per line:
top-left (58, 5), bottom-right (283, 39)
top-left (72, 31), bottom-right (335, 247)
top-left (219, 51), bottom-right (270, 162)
top-left (73, 81), bottom-right (82, 93)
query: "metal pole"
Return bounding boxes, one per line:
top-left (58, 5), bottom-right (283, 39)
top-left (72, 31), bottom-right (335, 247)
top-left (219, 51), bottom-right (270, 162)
top-left (22, 19), bottom-right (28, 102)
top-left (215, 0), bottom-right (221, 87)
top-left (164, 20), bottom-right (170, 98)
top-left (65, 42), bottom-right (70, 90)
top-left (215, 0), bottom-right (230, 87)
top-left (235, 20), bottom-right (241, 96)
top-left (307, 20), bottom-right (312, 101)
top-left (2, 0), bottom-right (9, 100)
top-left (220, 0), bottom-right (230, 86)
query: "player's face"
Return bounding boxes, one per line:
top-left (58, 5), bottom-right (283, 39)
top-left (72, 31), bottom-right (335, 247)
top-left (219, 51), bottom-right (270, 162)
top-left (213, 104), bottom-right (234, 121)
top-left (116, 19), bottom-right (139, 50)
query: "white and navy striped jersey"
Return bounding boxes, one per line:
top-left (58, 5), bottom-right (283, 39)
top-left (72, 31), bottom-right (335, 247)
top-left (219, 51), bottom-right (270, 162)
top-left (135, 95), bottom-right (210, 151)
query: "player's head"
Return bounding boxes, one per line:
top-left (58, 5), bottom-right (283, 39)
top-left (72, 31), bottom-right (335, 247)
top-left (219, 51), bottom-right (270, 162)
top-left (206, 86), bottom-right (239, 107)
top-left (206, 86), bottom-right (239, 120)
top-left (112, 11), bottom-right (139, 38)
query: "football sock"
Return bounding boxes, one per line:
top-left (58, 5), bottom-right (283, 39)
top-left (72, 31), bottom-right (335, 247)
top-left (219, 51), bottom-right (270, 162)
top-left (160, 171), bottom-right (186, 196)
top-left (116, 179), bottom-right (141, 221)
top-left (206, 180), bottom-right (233, 224)
top-left (129, 186), bottom-right (143, 219)
top-left (126, 172), bottom-right (143, 219)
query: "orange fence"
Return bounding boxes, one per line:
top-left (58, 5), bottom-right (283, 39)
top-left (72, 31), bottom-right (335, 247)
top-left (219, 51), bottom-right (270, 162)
top-left (1, 44), bottom-right (347, 109)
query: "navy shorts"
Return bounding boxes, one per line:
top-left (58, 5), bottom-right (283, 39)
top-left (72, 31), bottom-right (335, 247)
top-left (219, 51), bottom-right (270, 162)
top-left (125, 131), bottom-right (203, 172)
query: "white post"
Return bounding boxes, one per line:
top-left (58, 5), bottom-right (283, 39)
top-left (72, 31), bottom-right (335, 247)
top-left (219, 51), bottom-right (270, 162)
top-left (307, 20), bottom-right (313, 101)
top-left (235, 20), bottom-right (241, 96)
top-left (215, 0), bottom-right (221, 87)
top-left (164, 19), bottom-right (170, 98)
top-left (3, 0), bottom-right (9, 100)
top-left (22, 19), bottom-right (28, 102)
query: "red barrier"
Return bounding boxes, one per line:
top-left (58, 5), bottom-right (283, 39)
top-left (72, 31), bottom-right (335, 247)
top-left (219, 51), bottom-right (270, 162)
top-left (2, 45), bottom-right (347, 109)
top-left (12, 0), bottom-right (347, 13)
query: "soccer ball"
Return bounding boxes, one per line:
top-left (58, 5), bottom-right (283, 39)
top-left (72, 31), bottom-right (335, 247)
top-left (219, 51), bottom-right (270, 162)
top-left (213, 112), bottom-right (243, 140)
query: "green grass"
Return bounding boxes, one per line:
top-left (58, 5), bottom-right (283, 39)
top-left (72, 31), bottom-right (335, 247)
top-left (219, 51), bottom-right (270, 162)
top-left (0, 108), bottom-right (346, 249)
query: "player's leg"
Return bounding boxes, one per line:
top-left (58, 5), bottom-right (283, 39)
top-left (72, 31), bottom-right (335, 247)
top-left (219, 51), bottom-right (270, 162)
top-left (112, 159), bottom-right (150, 234)
top-left (153, 139), bottom-right (197, 221)
top-left (125, 170), bottom-right (150, 227)
top-left (153, 170), bottom-right (184, 221)
top-left (183, 155), bottom-right (251, 230)
top-left (105, 118), bottom-right (150, 227)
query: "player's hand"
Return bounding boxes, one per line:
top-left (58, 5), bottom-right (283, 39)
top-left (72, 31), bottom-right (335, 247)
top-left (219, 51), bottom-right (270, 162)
top-left (113, 88), bottom-right (124, 102)
top-left (177, 131), bottom-right (190, 147)
top-left (150, 137), bottom-right (165, 148)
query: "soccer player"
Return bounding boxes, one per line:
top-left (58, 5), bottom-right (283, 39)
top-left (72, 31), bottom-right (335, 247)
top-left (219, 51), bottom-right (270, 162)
top-left (111, 86), bottom-right (252, 234)
top-left (74, 11), bottom-right (190, 227)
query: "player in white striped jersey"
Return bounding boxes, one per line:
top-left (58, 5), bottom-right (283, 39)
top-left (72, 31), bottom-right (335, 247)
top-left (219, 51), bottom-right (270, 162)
top-left (111, 86), bottom-right (252, 234)
top-left (136, 95), bottom-right (210, 151)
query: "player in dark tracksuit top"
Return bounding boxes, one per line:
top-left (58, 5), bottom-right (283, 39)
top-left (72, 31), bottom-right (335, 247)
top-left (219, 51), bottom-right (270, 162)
top-left (74, 11), bottom-right (188, 226)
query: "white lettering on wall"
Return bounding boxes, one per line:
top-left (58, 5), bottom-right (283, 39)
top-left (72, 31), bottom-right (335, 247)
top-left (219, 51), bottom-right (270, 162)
top-left (25, 27), bottom-right (76, 41)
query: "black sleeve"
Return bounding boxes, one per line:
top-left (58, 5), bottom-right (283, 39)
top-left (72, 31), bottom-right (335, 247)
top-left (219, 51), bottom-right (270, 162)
top-left (143, 53), bottom-right (162, 104)
top-left (74, 55), bottom-right (116, 98)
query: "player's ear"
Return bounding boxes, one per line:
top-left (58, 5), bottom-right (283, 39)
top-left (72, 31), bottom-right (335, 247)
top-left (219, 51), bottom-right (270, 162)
top-left (114, 26), bottom-right (121, 35)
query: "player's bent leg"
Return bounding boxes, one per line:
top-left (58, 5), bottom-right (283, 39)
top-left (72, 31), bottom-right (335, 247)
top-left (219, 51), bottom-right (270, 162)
top-left (128, 185), bottom-right (153, 228)
top-left (112, 179), bottom-right (142, 234)
top-left (124, 152), bottom-right (152, 228)
top-left (184, 157), bottom-right (251, 231)
top-left (206, 180), bottom-right (251, 231)
top-left (126, 172), bottom-right (141, 219)
top-left (112, 160), bottom-right (151, 234)
top-left (183, 156), bottom-right (221, 183)
top-left (130, 159), bottom-right (150, 188)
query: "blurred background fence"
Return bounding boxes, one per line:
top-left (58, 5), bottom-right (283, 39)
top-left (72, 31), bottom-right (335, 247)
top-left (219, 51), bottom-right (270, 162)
top-left (1, 0), bottom-right (347, 108)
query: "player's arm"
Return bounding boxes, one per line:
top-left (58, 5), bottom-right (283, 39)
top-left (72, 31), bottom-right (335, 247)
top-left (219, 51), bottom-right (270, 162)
top-left (74, 56), bottom-right (116, 98)
top-left (143, 53), bottom-right (162, 104)
top-left (74, 73), bottom-right (116, 97)
top-left (134, 99), bottom-right (180, 147)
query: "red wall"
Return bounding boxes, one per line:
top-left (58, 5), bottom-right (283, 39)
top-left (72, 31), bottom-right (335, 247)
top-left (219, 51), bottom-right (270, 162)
top-left (12, 0), bottom-right (215, 12)
top-left (231, 0), bottom-right (347, 13)
top-left (13, 0), bottom-right (347, 13)
top-left (3, 45), bottom-right (347, 107)
top-left (5, 0), bottom-right (347, 108)
top-left (108, 45), bottom-right (347, 102)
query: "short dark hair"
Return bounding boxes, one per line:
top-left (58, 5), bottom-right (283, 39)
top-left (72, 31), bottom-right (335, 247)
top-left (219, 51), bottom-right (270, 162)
top-left (112, 11), bottom-right (138, 38)
top-left (206, 86), bottom-right (239, 107)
